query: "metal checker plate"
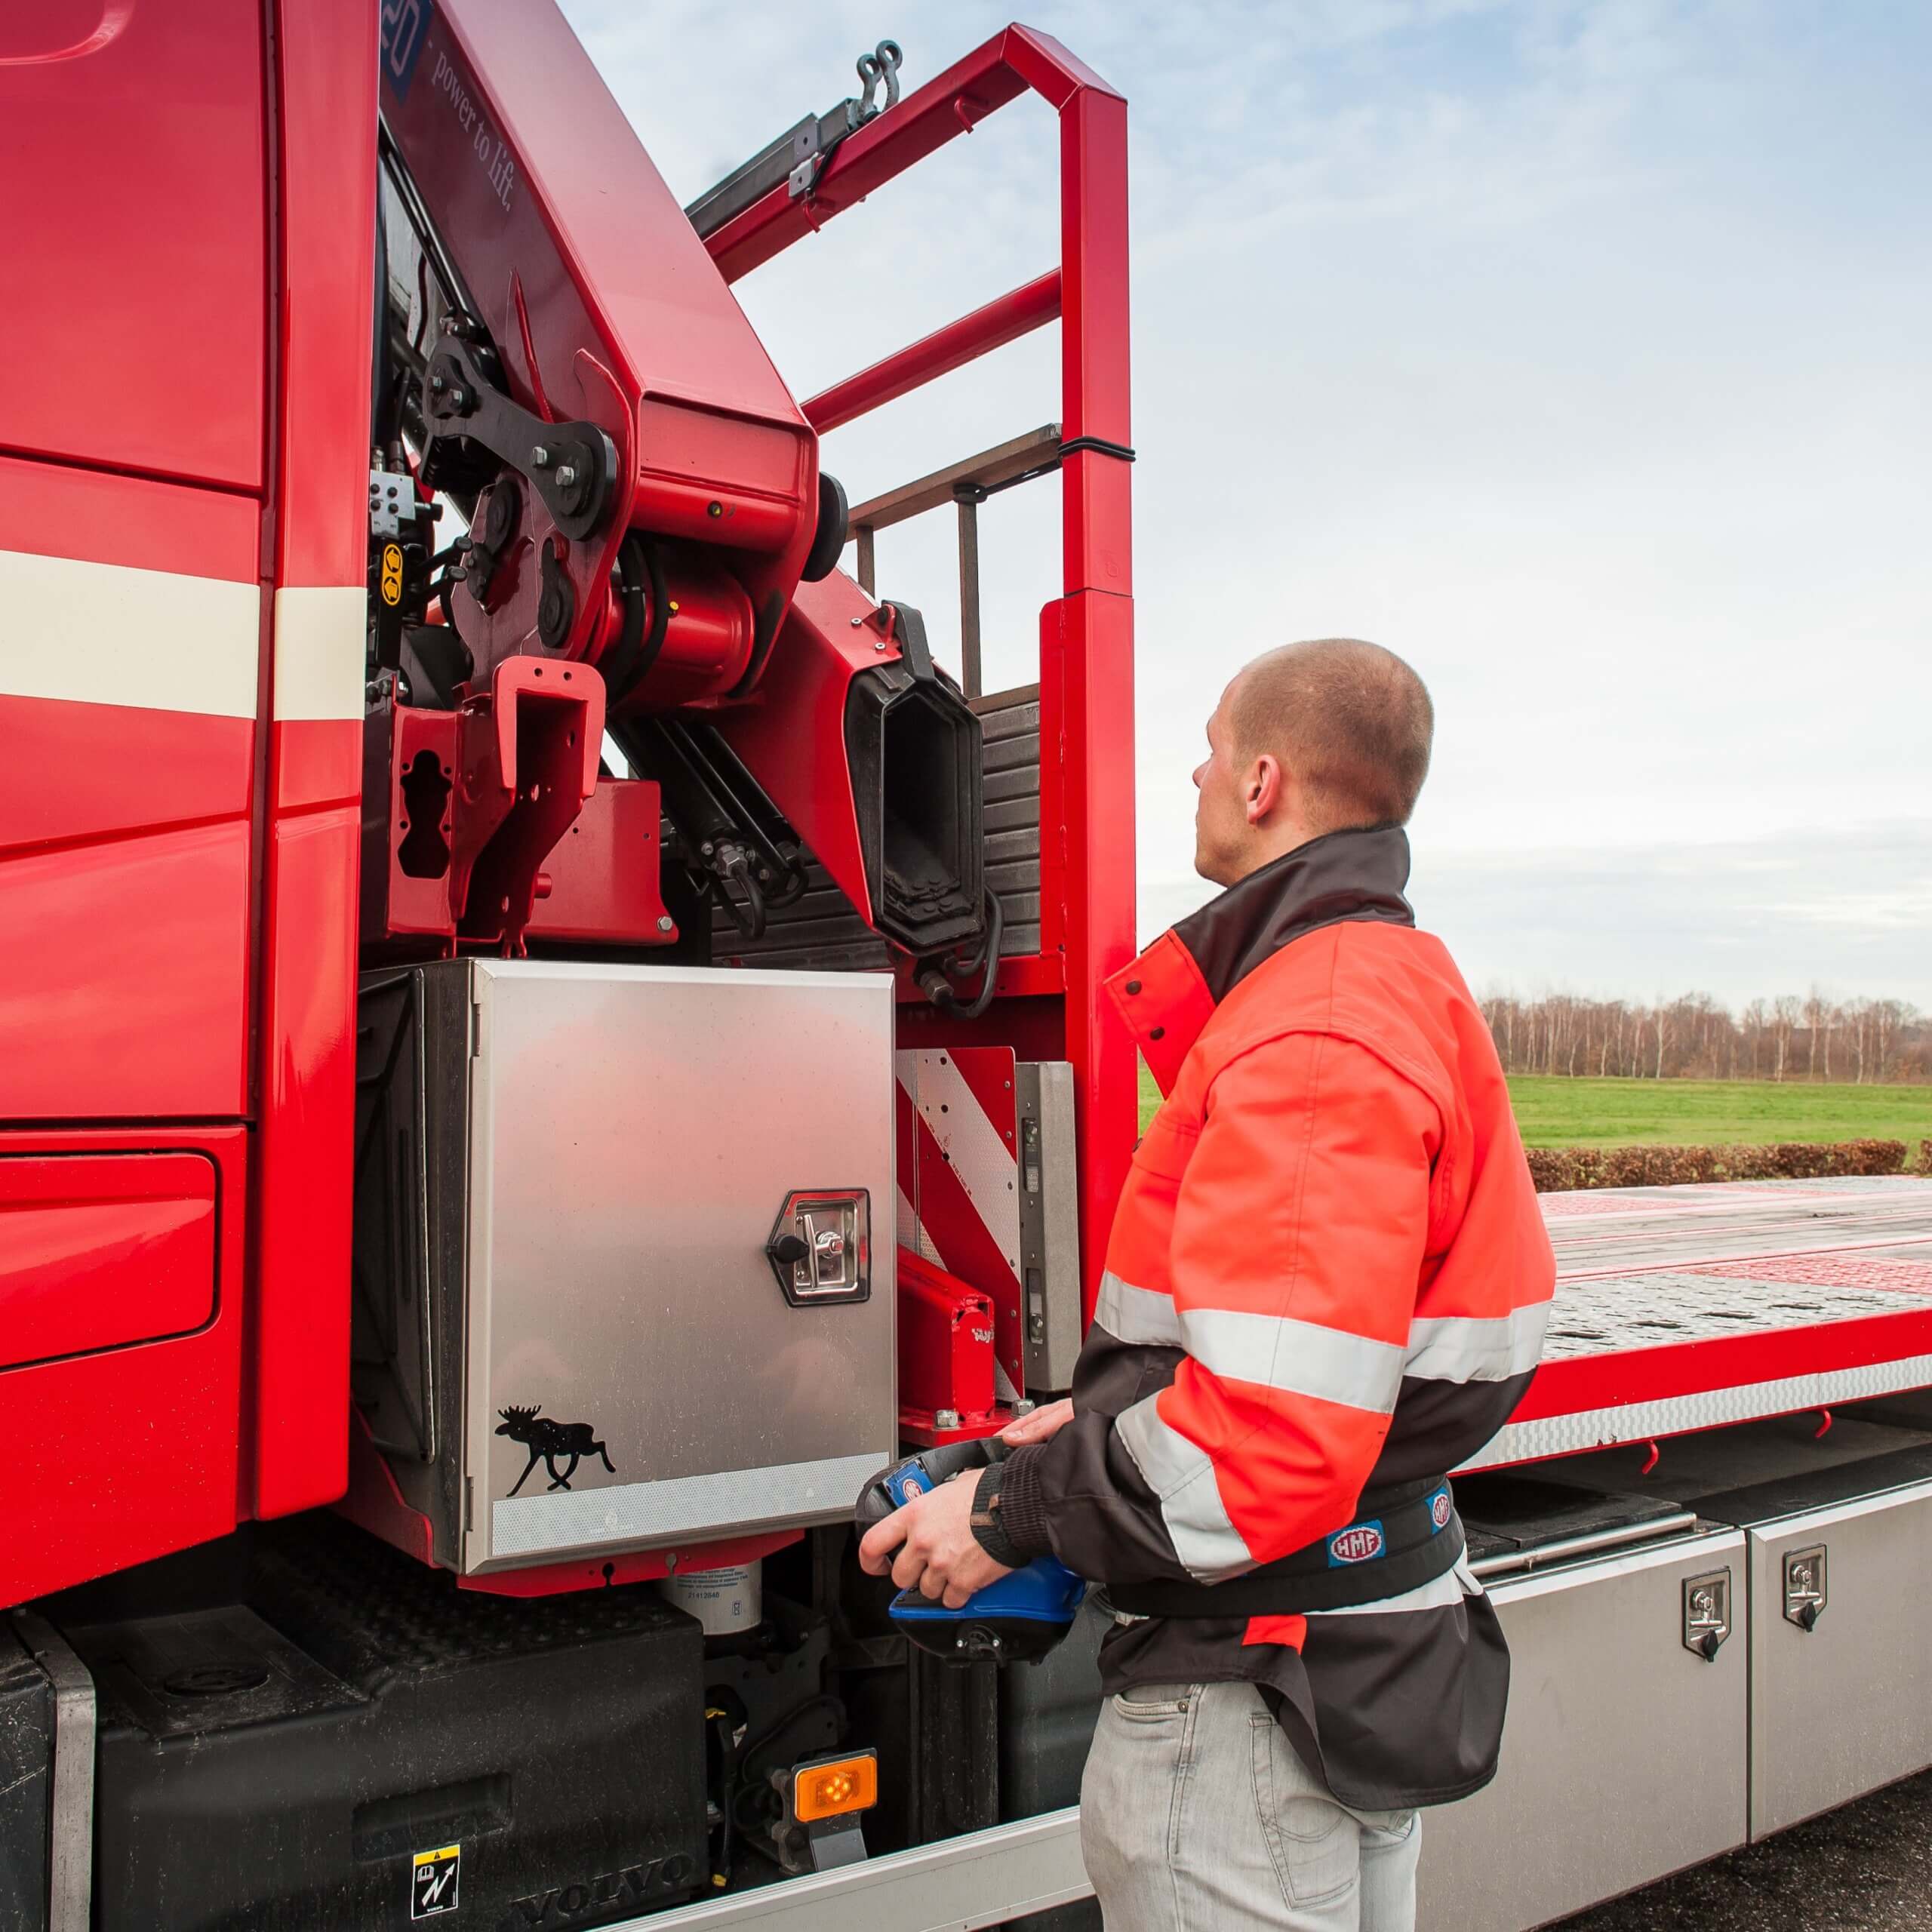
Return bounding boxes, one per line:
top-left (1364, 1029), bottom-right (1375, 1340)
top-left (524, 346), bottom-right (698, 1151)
top-left (1540, 1178), bottom-right (1932, 1279)
top-left (1469, 1180), bottom-right (1932, 1468)
top-left (1541, 1272), bottom-right (1932, 1361)
top-left (1693, 1254), bottom-right (1932, 1291)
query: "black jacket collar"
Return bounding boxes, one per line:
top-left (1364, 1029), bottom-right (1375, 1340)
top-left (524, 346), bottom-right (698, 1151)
top-left (1173, 825), bottom-right (1416, 1004)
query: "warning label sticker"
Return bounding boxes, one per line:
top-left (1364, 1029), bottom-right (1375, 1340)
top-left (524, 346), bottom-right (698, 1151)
top-left (412, 1844), bottom-right (461, 1918)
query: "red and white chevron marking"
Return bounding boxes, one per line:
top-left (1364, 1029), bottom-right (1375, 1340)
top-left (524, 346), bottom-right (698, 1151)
top-left (895, 1048), bottom-right (1025, 1402)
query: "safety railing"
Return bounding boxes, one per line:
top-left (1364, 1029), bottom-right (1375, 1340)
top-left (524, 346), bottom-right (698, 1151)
top-left (702, 24), bottom-right (1137, 1317)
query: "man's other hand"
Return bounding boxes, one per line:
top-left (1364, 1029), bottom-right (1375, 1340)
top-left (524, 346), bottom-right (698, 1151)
top-left (1001, 1397), bottom-right (1074, 1446)
top-left (857, 1472), bottom-right (1014, 1609)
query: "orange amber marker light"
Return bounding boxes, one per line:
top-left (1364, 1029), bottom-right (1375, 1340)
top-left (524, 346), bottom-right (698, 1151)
top-left (792, 1752), bottom-right (879, 1823)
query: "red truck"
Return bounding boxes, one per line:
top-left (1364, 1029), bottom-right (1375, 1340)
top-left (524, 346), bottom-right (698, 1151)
top-left (5, 7), bottom-right (1932, 1930)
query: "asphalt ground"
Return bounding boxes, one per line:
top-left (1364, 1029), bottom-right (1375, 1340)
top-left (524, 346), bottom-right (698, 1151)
top-left (1552, 1766), bottom-right (1932, 1931)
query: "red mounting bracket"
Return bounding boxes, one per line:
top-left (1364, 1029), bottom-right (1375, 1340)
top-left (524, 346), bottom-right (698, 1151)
top-left (449, 657), bottom-right (604, 953)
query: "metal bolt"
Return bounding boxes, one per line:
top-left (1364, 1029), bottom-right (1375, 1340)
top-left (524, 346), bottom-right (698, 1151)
top-left (531, 445), bottom-right (550, 467)
top-left (555, 464), bottom-right (578, 488)
top-left (429, 374), bottom-right (446, 394)
top-left (656, 915), bottom-right (674, 933)
top-left (934, 1409), bottom-right (961, 1431)
top-left (873, 641), bottom-right (888, 652)
top-left (1014, 1398), bottom-right (1036, 1417)
top-left (851, 617), bottom-right (864, 627)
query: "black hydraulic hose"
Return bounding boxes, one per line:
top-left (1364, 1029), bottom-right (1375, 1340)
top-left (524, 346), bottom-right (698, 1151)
top-left (924, 888), bottom-right (1003, 1021)
top-left (741, 1693), bottom-right (847, 1774)
top-left (724, 1693), bottom-right (851, 1841)
top-left (599, 534), bottom-right (667, 707)
top-left (718, 854), bottom-right (767, 941)
top-left (764, 857), bottom-right (811, 909)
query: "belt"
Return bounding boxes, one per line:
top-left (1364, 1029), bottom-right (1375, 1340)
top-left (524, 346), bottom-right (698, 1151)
top-left (1106, 1477), bottom-right (1463, 1619)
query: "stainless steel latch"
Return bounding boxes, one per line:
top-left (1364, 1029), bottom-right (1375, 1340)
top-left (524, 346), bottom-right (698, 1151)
top-left (767, 1189), bottom-right (872, 1306)
top-left (1683, 1568), bottom-right (1732, 1660)
top-left (1783, 1544), bottom-right (1827, 1631)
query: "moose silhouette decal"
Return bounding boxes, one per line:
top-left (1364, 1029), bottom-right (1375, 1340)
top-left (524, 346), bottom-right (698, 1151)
top-left (496, 1405), bottom-right (616, 1496)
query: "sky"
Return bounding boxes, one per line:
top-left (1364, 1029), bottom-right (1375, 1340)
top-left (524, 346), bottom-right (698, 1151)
top-left (558, 0), bottom-right (1931, 1008)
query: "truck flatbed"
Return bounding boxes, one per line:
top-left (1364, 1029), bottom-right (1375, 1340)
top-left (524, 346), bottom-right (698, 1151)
top-left (1472, 1177), bottom-right (1932, 1469)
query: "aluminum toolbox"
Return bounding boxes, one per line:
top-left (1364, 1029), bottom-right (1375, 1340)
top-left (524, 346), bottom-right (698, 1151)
top-left (352, 958), bottom-right (897, 1575)
top-left (1675, 1430), bottom-right (1932, 1838)
top-left (1417, 1494), bottom-right (1748, 1931)
top-left (1743, 1472), bottom-right (1932, 1835)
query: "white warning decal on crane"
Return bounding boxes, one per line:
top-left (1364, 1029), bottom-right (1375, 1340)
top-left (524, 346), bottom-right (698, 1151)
top-left (412, 1843), bottom-right (461, 1918)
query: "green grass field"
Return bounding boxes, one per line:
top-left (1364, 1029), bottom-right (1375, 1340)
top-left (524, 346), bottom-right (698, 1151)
top-left (1139, 1066), bottom-right (1932, 1148)
top-left (1505, 1077), bottom-right (1932, 1149)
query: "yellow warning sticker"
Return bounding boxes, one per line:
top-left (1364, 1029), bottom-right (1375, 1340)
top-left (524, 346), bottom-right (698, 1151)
top-left (411, 1844), bottom-right (460, 1918)
top-left (381, 543), bottom-right (405, 607)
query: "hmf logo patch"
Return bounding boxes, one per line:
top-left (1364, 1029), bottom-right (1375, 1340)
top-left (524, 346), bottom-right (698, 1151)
top-left (411, 1844), bottom-right (460, 1918)
top-left (1430, 1488), bottom-right (1454, 1531)
top-left (1327, 1522), bottom-right (1386, 1566)
top-left (380, 0), bottom-right (433, 99)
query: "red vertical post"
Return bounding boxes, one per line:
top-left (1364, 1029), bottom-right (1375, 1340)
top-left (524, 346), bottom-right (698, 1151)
top-left (1044, 85), bottom-right (1136, 1318)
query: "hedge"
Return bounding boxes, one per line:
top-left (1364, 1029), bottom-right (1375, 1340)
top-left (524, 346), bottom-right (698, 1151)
top-left (1526, 1139), bottom-right (1924, 1194)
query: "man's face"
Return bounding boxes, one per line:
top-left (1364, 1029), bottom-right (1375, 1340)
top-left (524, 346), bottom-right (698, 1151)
top-left (1192, 682), bottom-right (1250, 886)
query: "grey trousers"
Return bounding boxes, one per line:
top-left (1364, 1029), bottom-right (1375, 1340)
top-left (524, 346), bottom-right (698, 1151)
top-left (1080, 1681), bottom-right (1421, 1932)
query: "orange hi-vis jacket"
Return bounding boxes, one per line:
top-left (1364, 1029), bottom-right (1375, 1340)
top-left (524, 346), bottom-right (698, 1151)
top-left (993, 825), bottom-right (1557, 1808)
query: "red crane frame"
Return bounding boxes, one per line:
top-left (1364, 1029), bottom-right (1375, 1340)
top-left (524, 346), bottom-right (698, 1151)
top-left (710, 26), bottom-right (1140, 1321)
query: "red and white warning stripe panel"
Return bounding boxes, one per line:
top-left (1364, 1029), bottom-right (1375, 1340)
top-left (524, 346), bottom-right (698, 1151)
top-left (896, 1048), bottom-right (1026, 1404)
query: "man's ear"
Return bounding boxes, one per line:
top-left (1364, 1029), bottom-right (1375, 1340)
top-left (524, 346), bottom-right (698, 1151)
top-left (1246, 754), bottom-right (1284, 825)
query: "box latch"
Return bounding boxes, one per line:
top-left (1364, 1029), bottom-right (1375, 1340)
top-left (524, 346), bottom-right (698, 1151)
top-left (768, 1191), bottom-right (872, 1306)
top-left (1682, 1568), bottom-right (1732, 1660)
top-left (1783, 1545), bottom-right (1827, 1631)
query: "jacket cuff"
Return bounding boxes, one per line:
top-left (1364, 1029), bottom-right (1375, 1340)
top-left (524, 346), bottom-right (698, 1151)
top-left (973, 1448), bottom-right (1054, 1567)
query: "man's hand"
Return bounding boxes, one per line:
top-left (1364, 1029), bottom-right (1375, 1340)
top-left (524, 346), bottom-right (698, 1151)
top-left (857, 1472), bottom-right (1014, 1609)
top-left (1001, 1397), bottom-right (1074, 1447)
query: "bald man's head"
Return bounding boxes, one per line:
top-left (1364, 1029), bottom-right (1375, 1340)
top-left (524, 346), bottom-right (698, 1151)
top-left (1192, 638), bottom-right (1434, 884)
top-left (1229, 638), bottom-right (1434, 832)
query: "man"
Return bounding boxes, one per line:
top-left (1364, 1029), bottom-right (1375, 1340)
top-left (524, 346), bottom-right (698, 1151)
top-left (860, 638), bottom-right (1555, 1930)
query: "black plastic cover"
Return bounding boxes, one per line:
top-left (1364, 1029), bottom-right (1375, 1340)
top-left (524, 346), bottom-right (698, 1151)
top-left (843, 659), bottom-right (984, 957)
top-left (63, 1515), bottom-right (706, 1932)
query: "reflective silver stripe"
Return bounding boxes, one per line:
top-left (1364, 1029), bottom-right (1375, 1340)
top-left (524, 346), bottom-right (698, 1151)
top-left (1404, 1300), bottom-right (1551, 1383)
top-left (1307, 1556), bottom-right (1484, 1620)
top-left (1115, 1393), bottom-right (1254, 1582)
top-left (489, 1450), bottom-right (886, 1560)
top-left (1179, 1307), bottom-right (1406, 1416)
top-left (1094, 1269), bottom-right (1183, 1349)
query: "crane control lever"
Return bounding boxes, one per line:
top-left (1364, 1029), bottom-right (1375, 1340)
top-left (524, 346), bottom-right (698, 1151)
top-left (855, 1439), bottom-right (1085, 1665)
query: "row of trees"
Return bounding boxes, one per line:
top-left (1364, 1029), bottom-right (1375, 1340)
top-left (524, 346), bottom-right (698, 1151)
top-left (1479, 990), bottom-right (1930, 1083)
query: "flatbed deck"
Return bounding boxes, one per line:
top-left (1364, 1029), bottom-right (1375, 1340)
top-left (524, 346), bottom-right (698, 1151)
top-left (1470, 1177), bottom-right (1932, 1469)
